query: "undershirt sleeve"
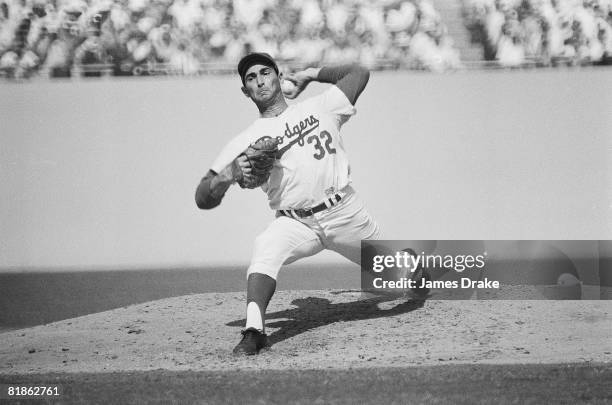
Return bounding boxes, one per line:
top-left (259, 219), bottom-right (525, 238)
top-left (317, 64), bottom-right (370, 105)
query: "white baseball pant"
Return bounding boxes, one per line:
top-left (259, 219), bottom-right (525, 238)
top-left (247, 186), bottom-right (381, 280)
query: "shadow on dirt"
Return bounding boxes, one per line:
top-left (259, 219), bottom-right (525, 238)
top-left (226, 293), bottom-right (425, 346)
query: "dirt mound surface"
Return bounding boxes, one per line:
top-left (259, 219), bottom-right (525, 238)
top-left (1, 290), bottom-right (611, 374)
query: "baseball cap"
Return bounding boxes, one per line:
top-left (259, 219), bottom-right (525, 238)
top-left (237, 52), bottom-right (279, 84)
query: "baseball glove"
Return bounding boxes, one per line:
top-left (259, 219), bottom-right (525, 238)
top-left (237, 137), bottom-right (278, 189)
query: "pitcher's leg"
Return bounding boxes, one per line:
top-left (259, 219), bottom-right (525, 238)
top-left (321, 191), bottom-right (381, 265)
top-left (235, 215), bottom-right (323, 355)
top-left (246, 215), bottom-right (323, 280)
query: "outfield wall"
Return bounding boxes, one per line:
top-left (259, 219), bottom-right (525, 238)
top-left (1, 69), bottom-right (611, 269)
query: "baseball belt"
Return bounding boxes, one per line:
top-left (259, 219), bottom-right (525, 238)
top-left (279, 194), bottom-right (342, 219)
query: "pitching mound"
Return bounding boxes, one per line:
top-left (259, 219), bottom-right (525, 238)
top-left (1, 290), bottom-right (611, 374)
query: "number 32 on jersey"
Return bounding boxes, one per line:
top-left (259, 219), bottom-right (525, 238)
top-left (307, 130), bottom-right (336, 160)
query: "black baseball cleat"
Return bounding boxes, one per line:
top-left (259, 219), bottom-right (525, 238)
top-left (232, 328), bottom-right (269, 355)
top-left (409, 265), bottom-right (431, 300)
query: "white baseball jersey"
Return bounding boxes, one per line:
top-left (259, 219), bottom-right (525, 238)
top-left (211, 85), bottom-right (356, 210)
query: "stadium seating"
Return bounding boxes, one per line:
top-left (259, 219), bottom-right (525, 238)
top-left (0, 0), bottom-right (462, 78)
top-left (462, 0), bottom-right (612, 67)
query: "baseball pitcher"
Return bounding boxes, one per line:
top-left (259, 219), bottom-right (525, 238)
top-left (196, 53), bottom-right (382, 355)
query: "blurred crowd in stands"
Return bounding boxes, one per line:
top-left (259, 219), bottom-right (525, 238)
top-left (0, 0), bottom-right (462, 78)
top-left (463, 0), bottom-right (612, 66)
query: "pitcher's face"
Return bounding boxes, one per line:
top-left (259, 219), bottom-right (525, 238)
top-left (241, 64), bottom-right (282, 104)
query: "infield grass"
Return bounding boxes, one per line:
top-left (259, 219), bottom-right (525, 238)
top-left (2, 363), bottom-right (611, 404)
